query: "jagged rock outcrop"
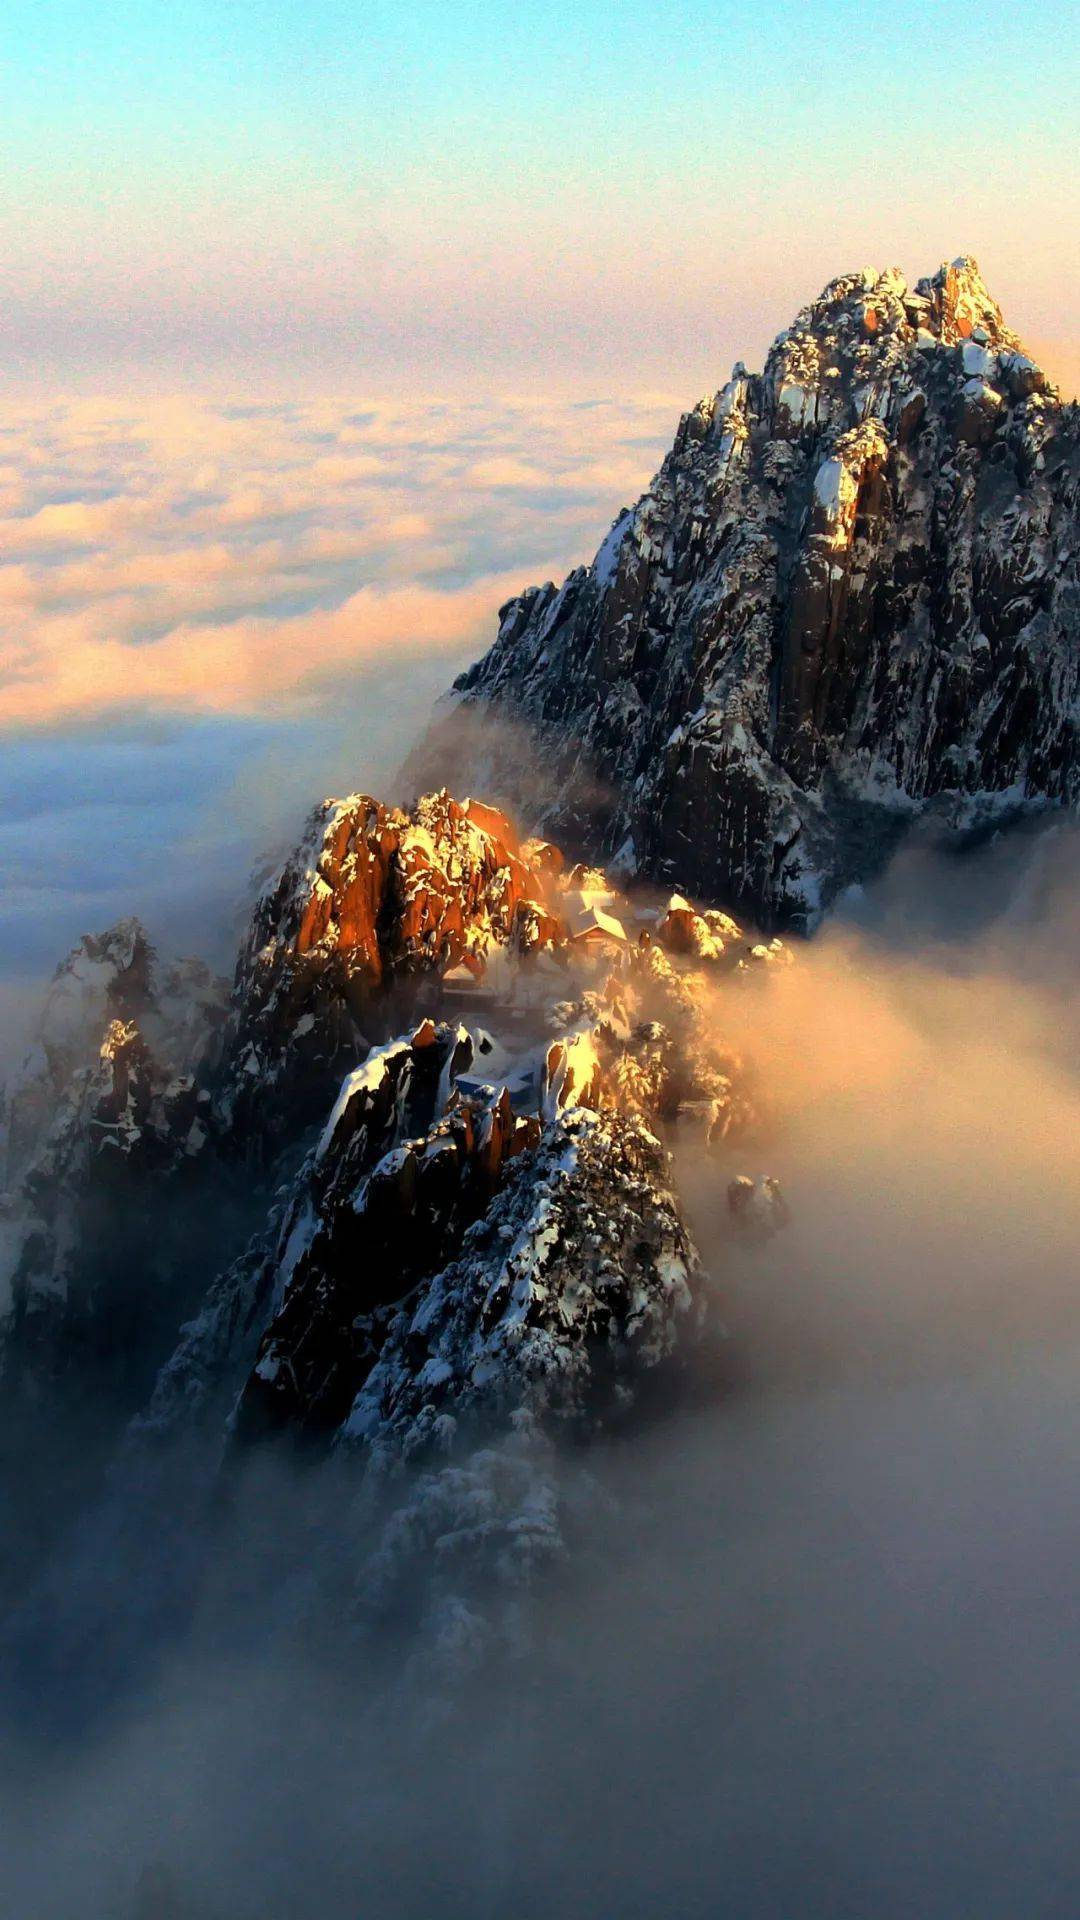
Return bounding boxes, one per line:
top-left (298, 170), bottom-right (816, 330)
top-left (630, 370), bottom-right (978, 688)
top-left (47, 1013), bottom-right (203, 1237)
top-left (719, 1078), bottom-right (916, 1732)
top-left (3, 793), bottom-right (791, 1666)
top-left (2, 796), bottom-right (779, 1432)
top-left (214, 789), bottom-right (567, 1154)
top-left (344, 1102), bottom-right (696, 1454)
top-left (0, 926), bottom-right (232, 1604)
top-left (144, 938), bottom-right (756, 1456)
top-left (136, 795), bottom-right (794, 1467)
top-left (0, 924), bottom-right (228, 1386)
top-left (128, 912), bottom-right (750, 1664)
top-left (2, 919), bottom-right (222, 1187)
top-left (439, 257), bottom-right (1078, 927)
top-left (145, 1001), bottom-right (699, 1461)
top-left (211, 785), bottom-right (784, 1159)
top-left (144, 1018), bottom-right (490, 1437)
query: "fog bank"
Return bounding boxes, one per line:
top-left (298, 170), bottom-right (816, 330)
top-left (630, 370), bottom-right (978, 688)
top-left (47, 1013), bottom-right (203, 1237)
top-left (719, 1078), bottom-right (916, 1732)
top-left (2, 820), bottom-right (1078, 1919)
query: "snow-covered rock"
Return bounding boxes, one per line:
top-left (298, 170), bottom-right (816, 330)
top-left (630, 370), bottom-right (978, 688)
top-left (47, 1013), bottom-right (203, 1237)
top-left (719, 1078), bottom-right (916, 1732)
top-left (727, 1172), bottom-right (791, 1242)
top-left (343, 1102), bottom-right (697, 1454)
top-left (3, 791), bottom-right (789, 1656)
top-left (213, 789), bottom-right (571, 1155)
top-left (434, 256), bottom-right (1077, 928)
top-left (145, 928), bottom-right (755, 1455)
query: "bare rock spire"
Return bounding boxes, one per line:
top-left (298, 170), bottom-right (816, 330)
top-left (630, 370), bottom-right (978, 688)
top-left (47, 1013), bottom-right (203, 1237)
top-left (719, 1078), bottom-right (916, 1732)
top-left (442, 255), bottom-right (1076, 927)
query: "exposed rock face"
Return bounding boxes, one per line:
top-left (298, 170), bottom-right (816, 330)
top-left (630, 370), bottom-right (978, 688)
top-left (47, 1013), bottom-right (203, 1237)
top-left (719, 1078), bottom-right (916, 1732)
top-left (210, 784), bottom-right (783, 1162)
top-left (145, 1004), bottom-right (700, 1460)
top-left (123, 852), bottom-right (775, 1665)
top-left (215, 789), bottom-right (567, 1154)
top-left (142, 856), bottom-right (782, 1459)
top-left (343, 1102), bottom-right (696, 1455)
top-left (3, 788), bottom-right (792, 1669)
top-left (444, 258), bottom-right (1078, 926)
top-left (2, 794), bottom-right (778, 1436)
top-left (145, 1018), bottom-right (494, 1439)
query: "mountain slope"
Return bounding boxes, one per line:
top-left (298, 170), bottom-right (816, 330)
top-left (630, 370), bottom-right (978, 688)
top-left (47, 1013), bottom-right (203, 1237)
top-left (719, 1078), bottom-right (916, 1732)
top-left (445, 257), bottom-right (1078, 926)
top-left (1, 795), bottom-right (789, 1659)
top-left (139, 799), bottom-right (780, 1458)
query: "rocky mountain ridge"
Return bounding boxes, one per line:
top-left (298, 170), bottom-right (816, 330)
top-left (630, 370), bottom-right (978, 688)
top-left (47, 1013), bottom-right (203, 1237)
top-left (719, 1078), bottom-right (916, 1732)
top-left (0, 791), bottom-right (787, 1652)
top-left (440, 256), bottom-right (1078, 926)
top-left (10, 248), bottom-right (1071, 1682)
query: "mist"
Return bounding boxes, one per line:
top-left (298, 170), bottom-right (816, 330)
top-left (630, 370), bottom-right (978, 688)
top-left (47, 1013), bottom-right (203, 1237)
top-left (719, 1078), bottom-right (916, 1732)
top-left (0, 381), bottom-right (679, 1073)
top-left (2, 818), bottom-right (1078, 1919)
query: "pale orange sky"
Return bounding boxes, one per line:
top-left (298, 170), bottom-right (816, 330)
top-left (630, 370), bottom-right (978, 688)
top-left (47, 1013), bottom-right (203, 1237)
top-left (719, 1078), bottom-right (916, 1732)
top-left (2, 3), bottom-right (1075, 397)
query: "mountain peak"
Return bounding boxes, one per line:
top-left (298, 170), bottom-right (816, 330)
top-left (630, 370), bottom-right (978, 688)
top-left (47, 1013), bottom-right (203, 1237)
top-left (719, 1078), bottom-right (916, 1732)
top-left (780, 253), bottom-right (1015, 351)
top-left (442, 254), bottom-right (1076, 928)
top-left (919, 252), bottom-right (1011, 341)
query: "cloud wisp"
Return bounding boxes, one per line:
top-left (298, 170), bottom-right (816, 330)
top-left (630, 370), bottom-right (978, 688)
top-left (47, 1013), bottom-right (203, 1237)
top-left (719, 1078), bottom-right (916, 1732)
top-left (2, 826), bottom-right (1078, 1920)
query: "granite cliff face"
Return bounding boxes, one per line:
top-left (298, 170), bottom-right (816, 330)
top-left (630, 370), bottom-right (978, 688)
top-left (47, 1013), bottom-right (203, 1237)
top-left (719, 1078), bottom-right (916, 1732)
top-left (1, 792), bottom-right (787, 1653)
top-left (448, 258), bottom-right (1078, 926)
top-left (138, 791), bottom-right (781, 1461)
top-left (15, 250), bottom-right (1071, 1682)
top-left (214, 789), bottom-right (571, 1155)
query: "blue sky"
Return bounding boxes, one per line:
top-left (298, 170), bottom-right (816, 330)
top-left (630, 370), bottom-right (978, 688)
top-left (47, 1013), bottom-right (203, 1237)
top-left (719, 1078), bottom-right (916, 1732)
top-left (0, 386), bottom-right (676, 1044)
top-left (2, 0), bottom-right (1076, 386)
top-left (0, 0), bottom-right (1075, 1053)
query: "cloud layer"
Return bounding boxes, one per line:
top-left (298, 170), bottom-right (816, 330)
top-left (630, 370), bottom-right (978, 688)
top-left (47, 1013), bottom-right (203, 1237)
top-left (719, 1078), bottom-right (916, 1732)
top-left (0, 388), bottom-right (677, 1032)
top-left (0, 390), bottom-right (678, 729)
top-left (2, 825), bottom-right (1078, 1920)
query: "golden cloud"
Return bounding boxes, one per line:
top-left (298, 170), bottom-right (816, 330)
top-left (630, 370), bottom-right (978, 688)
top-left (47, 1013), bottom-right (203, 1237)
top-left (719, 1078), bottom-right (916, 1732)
top-left (0, 391), bottom-right (674, 728)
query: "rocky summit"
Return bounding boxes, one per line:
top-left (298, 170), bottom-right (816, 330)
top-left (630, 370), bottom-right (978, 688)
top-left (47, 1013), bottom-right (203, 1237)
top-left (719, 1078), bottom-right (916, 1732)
top-left (0, 789), bottom-right (787, 1654)
top-left (2, 252), bottom-right (1074, 1692)
top-left (443, 257), bottom-right (1078, 926)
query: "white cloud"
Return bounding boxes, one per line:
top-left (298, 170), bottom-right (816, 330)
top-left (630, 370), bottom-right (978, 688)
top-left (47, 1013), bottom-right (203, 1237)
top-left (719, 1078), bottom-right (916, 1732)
top-left (0, 391), bottom-right (676, 729)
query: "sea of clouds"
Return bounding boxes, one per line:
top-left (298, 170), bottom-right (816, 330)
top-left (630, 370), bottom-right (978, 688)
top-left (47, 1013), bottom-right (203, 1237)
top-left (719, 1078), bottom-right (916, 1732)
top-left (2, 382), bottom-right (1078, 1920)
top-left (0, 387), bottom-right (677, 1056)
top-left (2, 821), bottom-right (1078, 1920)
